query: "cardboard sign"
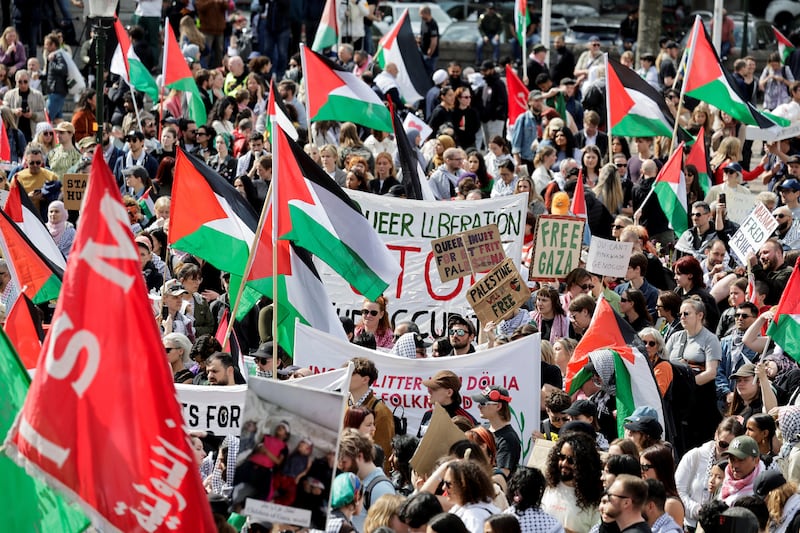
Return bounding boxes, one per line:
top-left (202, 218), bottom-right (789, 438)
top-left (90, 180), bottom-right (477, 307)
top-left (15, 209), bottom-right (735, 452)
top-left (409, 403), bottom-right (470, 477)
top-left (432, 224), bottom-right (505, 282)
top-left (466, 257), bottom-right (531, 324)
top-left (729, 202), bottom-right (780, 266)
top-left (526, 438), bottom-right (556, 470)
top-left (585, 237), bottom-right (634, 278)
top-left (244, 499), bottom-right (312, 528)
top-left (529, 215), bottom-right (585, 281)
top-left (62, 173), bottom-right (89, 211)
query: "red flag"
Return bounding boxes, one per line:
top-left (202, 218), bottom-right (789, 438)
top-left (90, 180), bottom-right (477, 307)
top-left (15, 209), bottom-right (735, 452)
top-left (4, 150), bottom-right (216, 532)
top-left (505, 64), bottom-right (528, 128)
top-left (215, 308), bottom-right (230, 351)
top-left (3, 294), bottom-right (43, 368)
top-left (0, 119), bottom-right (10, 161)
top-left (572, 170), bottom-right (587, 217)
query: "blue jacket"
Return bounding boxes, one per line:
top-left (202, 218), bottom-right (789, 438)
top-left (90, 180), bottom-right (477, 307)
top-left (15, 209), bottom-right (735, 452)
top-left (716, 334), bottom-right (759, 399)
top-left (510, 110), bottom-right (540, 162)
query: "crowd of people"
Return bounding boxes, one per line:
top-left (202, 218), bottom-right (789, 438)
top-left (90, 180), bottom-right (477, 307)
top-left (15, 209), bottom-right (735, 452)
top-left (5, 1), bottom-right (800, 533)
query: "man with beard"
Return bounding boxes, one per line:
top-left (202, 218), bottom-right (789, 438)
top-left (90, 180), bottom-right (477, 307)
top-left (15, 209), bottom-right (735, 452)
top-left (447, 314), bottom-right (476, 355)
top-left (550, 36), bottom-right (575, 90)
top-left (702, 239), bottom-right (730, 288)
top-left (541, 431), bottom-right (603, 532)
top-left (773, 205), bottom-right (800, 250)
top-left (748, 239), bottom-right (793, 305)
top-left (205, 352), bottom-right (246, 385)
top-left (605, 475), bottom-right (651, 533)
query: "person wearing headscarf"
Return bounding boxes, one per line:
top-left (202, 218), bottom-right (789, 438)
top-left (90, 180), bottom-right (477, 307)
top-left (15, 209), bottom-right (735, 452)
top-left (391, 332), bottom-right (428, 359)
top-left (46, 200), bottom-right (75, 258)
top-left (776, 406), bottom-right (800, 484)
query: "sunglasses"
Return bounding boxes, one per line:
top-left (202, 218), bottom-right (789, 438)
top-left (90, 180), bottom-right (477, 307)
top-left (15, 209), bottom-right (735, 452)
top-left (640, 463), bottom-right (654, 472)
top-left (643, 340), bottom-right (657, 347)
top-left (735, 313), bottom-right (753, 319)
top-left (165, 347), bottom-right (179, 352)
top-left (558, 452), bottom-right (576, 465)
top-left (717, 440), bottom-right (730, 449)
top-left (615, 163), bottom-right (627, 168)
top-left (680, 311), bottom-right (693, 317)
top-left (42, 131), bottom-right (53, 136)
top-left (550, 414), bottom-right (569, 423)
top-left (775, 214), bottom-right (787, 219)
top-left (449, 328), bottom-right (468, 336)
top-left (580, 283), bottom-right (594, 290)
top-left (441, 480), bottom-right (453, 489)
top-left (255, 357), bottom-right (270, 365)
top-left (612, 224), bottom-right (625, 229)
top-left (28, 160), bottom-right (43, 166)
top-left (620, 297), bottom-right (630, 303)
top-left (691, 212), bottom-right (707, 217)
top-left (361, 309), bottom-right (379, 317)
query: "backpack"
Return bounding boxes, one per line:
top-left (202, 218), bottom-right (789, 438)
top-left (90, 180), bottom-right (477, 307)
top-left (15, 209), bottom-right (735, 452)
top-left (362, 473), bottom-right (393, 509)
top-left (366, 396), bottom-right (408, 437)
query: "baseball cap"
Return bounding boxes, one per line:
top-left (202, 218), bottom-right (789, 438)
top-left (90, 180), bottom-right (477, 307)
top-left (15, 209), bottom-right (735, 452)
top-left (785, 155), bottom-right (800, 165)
top-left (250, 341), bottom-right (274, 360)
top-left (162, 280), bottom-right (189, 297)
top-left (563, 399), bottom-right (597, 418)
top-left (76, 136), bottom-right (98, 151)
top-left (754, 469), bottom-right (786, 497)
top-left (560, 77), bottom-right (577, 85)
top-left (125, 130), bottom-right (145, 142)
top-left (471, 385), bottom-right (512, 405)
top-left (730, 363), bottom-right (756, 380)
top-left (778, 178), bottom-right (800, 191)
top-left (723, 161), bottom-right (743, 173)
top-left (385, 184), bottom-right (407, 197)
top-left (623, 416), bottom-right (663, 439)
top-left (135, 235), bottom-right (152, 253)
top-left (721, 435), bottom-right (760, 459)
top-left (54, 122), bottom-right (75, 134)
top-left (422, 370), bottom-right (462, 392)
top-left (331, 473), bottom-right (361, 508)
top-left (588, 35), bottom-right (601, 43)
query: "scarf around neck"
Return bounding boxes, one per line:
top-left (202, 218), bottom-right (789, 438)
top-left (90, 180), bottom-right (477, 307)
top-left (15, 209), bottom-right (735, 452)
top-left (721, 460), bottom-right (763, 503)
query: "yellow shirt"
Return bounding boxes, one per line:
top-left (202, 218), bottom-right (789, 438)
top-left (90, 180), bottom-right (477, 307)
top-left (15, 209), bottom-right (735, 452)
top-left (15, 167), bottom-right (58, 192)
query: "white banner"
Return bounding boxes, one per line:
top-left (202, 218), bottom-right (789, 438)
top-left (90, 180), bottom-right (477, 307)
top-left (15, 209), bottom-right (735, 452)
top-left (293, 322), bottom-right (541, 463)
top-left (176, 384), bottom-right (247, 434)
top-left (322, 192), bottom-right (527, 337)
top-left (586, 237), bottom-right (633, 278)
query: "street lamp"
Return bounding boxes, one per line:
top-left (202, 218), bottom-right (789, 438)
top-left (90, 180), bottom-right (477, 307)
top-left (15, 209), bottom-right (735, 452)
top-left (87, 0), bottom-right (117, 145)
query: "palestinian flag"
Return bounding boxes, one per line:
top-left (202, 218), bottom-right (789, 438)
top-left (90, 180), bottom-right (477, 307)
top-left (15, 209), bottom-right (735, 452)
top-left (168, 149), bottom-right (257, 295)
top-left (606, 55), bottom-right (675, 138)
top-left (514, 0), bottom-right (530, 46)
top-left (311, 0), bottom-right (338, 52)
top-left (565, 297), bottom-right (664, 437)
top-left (766, 257), bottom-right (800, 362)
top-left (303, 46), bottom-right (393, 132)
top-left (264, 80), bottom-right (299, 143)
top-left (3, 294), bottom-right (44, 369)
top-left (137, 187), bottom-right (155, 222)
top-left (0, 209), bottom-right (63, 304)
top-left (110, 18), bottom-right (159, 101)
top-left (5, 178), bottom-right (67, 271)
top-left (685, 126), bottom-right (712, 195)
top-left (375, 9), bottom-right (432, 105)
top-left (685, 16), bottom-right (788, 128)
top-left (163, 23), bottom-right (207, 126)
top-left (506, 64), bottom-right (528, 128)
top-left (653, 142), bottom-right (688, 238)
top-left (0, 328), bottom-right (90, 532)
top-left (774, 26), bottom-right (795, 64)
top-left (272, 124), bottom-right (400, 301)
top-left (391, 100), bottom-right (434, 200)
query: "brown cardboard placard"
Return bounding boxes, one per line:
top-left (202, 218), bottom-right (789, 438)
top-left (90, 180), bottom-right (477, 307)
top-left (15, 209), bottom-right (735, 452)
top-left (526, 438), bottom-right (556, 470)
top-left (431, 233), bottom-right (470, 282)
top-left (528, 215), bottom-right (584, 282)
top-left (466, 257), bottom-right (531, 325)
top-left (460, 224), bottom-right (504, 273)
top-left (62, 173), bottom-right (89, 211)
top-left (409, 403), bottom-right (468, 477)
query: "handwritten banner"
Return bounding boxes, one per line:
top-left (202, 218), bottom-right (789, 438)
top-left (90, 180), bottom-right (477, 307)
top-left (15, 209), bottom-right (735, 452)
top-left (432, 223), bottom-right (505, 282)
top-left (467, 258), bottom-right (531, 324)
top-left (321, 192), bottom-right (526, 337)
top-left (175, 384), bottom-right (246, 434)
top-left (729, 202), bottom-right (780, 266)
top-left (62, 173), bottom-right (89, 211)
top-left (586, 237), bottom-right (634, 278)
top-left (529, 215), bottom-right (585, 281)
top-left (293, 322), bottom-right (541, 463)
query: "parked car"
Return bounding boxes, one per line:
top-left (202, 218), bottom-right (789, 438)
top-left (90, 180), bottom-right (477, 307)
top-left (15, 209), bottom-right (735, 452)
top-left (563, 14), bottom-right (625, 48)
top-left (374, 2), bottom-right (454, 36)
top-left (679, 13), bottom-right (776, 55)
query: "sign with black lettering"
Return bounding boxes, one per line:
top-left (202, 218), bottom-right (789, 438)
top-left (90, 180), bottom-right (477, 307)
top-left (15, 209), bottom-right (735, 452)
top-left (431, 223), bottom-right (506, 282)
top-left (729, 202), bottom-right (779, 266)
top-left (176, 384), bottom-right (246, 434)
top-left (529, 215), bottom-right (585, 281)
top-left (466, 257), bottom-right (531, 324)
top-left (585, 237), bottom-right (634, 278)
top-left (63, 173), bottom-right (89, 211)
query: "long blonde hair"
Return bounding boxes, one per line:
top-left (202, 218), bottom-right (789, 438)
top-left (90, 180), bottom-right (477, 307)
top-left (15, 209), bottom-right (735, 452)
top-left (0, 26), bottom-right (17, 50)
top-left (593, 163), bottom-right (624, 214)
top-left (179, 16), bottom-right (205, 48)
top-left (766, 481), bottom-right (798, 526)
top-left (710, 137), bottom-right (742, 170)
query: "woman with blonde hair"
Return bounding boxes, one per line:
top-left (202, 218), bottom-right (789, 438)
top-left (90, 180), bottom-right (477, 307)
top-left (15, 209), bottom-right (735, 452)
top-left (179, 15), bottom-right (206, 50)
top-left (363, 494), bottom-right (407, 533)
top-left (690, 102), bottom-right (714, 134)
top-left (709, 136), bottom-right (767, 185)
top-left (0, 26), bottom-right (25, 78)
top-left (762, 473), bottom-right (800, 533)
top-left (593, 162), bottom-right (625, 215)
top-left (338, 121), bottom-right (374, 170)
top-left (514, 176), bottom-right (546, 215)
top-left (531, 146), bottom-right (557, 195)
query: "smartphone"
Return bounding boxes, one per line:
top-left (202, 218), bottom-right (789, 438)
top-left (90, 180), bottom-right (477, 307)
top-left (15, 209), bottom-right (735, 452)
top-left (719, 193), bottom-right (726, 204)
top-left (161, 306), bottom-right (169, 321)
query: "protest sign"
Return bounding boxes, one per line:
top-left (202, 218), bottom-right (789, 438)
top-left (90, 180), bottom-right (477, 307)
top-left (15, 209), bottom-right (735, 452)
top-left (237, 376), bottom-right (348, 530)
top-left (293, 322), bottom-right (541, 463)
top-left (729, 202), bottom-right (780, 266)
top-left (176, 384), bottom-right (246, 434)
top-left (466, 258), bottom-right (531, 324)
top-left (322, 192), bottom-right (526, 336)
top-left (586, 237), bottom-right (634, 278)
top-left (403, 113), bottom-right (433, 142)
top-left (529, 215), bottom-right (585, 281)
top-left (527, 438), bottom-right (556, 471)
top-left (432, 224), bottom-right (505, 282)
top-left (62, 173), bottom-right (89, 211)
top-left (244, 500), bottom-right (312, 528)
top-left (410, 404), bottom-right (470, 477)
top-left (724, 188), bottom-right (757, 225)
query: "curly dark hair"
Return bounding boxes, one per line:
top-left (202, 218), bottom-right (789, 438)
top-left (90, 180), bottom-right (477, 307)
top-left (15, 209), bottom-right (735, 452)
top-left (507, 467), bottom-right (547, 512)
top-left (445, 459), bottom-right (494, 505)
top-left (697, 500), bottom-right (729, 533)
top-left (545, 431), bottom-right (603, 510)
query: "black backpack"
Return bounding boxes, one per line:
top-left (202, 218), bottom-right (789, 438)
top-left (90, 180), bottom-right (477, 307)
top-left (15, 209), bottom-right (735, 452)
top-left (366, 397), bottom-right (408, 437)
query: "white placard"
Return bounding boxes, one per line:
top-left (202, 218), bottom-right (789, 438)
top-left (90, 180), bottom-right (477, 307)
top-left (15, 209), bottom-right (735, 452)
top-left (244, 499), bottom-right (312, 527)
top-left (728, 202), bottom-right (780, 266)
top-left (585, 237), bottom-right (634, 278)
top-left (175, 384), bottom-right (246, 434)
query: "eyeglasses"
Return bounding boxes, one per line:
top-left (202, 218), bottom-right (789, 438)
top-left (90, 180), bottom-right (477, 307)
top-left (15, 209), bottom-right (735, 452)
top-left (187, 129), bottom-right (198, 134)
top-left (615, 163), bottom-right (627, 168)
top-left (165, 346), bottom-right (179, 352)
top-left (361, 309), bottom-right (379, 317)
top-left (459, 95), bottom-right (471, 99)
top-left (477, 401), bottom-right (500, 406)
top-left (612, 224), bottom-right (625, 229)
top-left (550, 415), bottom-right (569, 423)
top-left (197, 132), bottom-right (209, 137)
top-left (441, 480), bottom-right (453, 489)
top-left (557, 453), bottom-right (576, 465)
top-left (643, 340), bottom-right (657, 347)
top-left (580, 283), bottom-right (594, 290)
top-left (18, 79), bottom-right (28, 84)
top-left (42, 131), bottom-right (53, 136)
top-left (735, 313), bottom-right (753, 319)
top-left (591, 43), bottom-right (601, 47)
top-left (255, 357), bottom-right (270, 365)
top-left (640, 463), bottom-right (654, 472)
top-left (656, 304), bottom-right (664, 308)
top-left (691, 212), bottom-right (707, 217)
top-left (449, 328), bottom-right (468, 336)
top-left (28, 160), bottom-right (43, 166)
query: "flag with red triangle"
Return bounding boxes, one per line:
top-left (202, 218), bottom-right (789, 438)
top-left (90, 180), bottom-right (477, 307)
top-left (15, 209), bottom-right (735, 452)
top-left (773, 26), bottom-right (795, 64)
top-left (767, 257), bottom-right (800, 362)
top-left (110, 17), bottom-right (159, 101)
top-left (3, 294), bottom-right (44, 369)
top-left (302, 46), bottom-right (393, 132)
top-left (685, 16), bottom-right (788, 128)
top-left (605, 55), bottom-right (675, 138)
top-left (4, 178), bottom-right (67, 270)
top-left (374, 9), bottom-right (432, 105)
top-left (506, 64), bottom-right (528, 129)
top-left (4, 150), bottom-right (217, 532)
top-left (653, 142), bottom-right (688, 238)
top-left (684, 126), bottom-right (712, 195)
top-left (162, 23), bottom-right (206, 125)
top-left (311, 0), bottom-right (338, 52)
